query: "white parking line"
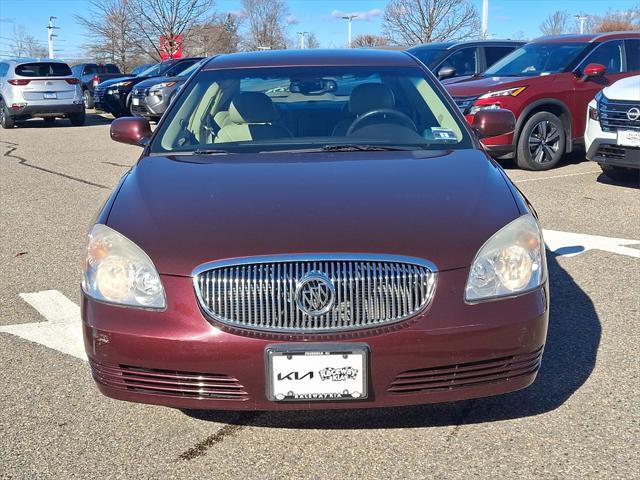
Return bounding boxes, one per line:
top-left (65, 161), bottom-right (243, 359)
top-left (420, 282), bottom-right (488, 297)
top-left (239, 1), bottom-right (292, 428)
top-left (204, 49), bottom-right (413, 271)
top-left (515, 170), bottom-right (601, 183)
top-left (0, 290), bottom-right (87, 361)
top-left (543, 229), bottom-right (640, 258)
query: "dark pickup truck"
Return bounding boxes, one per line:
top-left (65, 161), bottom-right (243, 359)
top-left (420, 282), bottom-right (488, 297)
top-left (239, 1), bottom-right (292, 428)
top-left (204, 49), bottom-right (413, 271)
top-left (70, 63), bottom-right (132, 108)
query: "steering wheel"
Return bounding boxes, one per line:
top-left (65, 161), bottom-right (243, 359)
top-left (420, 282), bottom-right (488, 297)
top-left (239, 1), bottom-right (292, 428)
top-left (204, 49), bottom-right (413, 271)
top-left (346, 109), bottom-right (417, 136)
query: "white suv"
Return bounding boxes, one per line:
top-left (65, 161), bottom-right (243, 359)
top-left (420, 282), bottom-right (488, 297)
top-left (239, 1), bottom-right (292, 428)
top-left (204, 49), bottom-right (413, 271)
top-left (0, 58), bottom-right (85, 128)
top-left (585, 75), bottom-right (640, 182)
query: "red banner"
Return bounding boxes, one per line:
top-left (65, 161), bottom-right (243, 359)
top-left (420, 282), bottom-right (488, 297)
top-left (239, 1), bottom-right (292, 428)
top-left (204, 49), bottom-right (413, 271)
top-left (159, 35), bottom-right (183, 60)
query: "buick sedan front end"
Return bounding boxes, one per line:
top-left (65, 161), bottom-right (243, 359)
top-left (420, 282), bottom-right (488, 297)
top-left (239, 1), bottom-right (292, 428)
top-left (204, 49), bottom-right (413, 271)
top-left (83, 49), bottom-right (548, 411)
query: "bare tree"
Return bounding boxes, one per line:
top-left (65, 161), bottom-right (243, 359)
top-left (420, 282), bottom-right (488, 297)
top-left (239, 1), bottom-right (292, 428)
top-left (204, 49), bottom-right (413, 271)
top-left (75, 0), bottom-right (145, 72)
top-left (130, 0), bottom-right (215, 59)
top-left (11, 25), bottom-right (48, 57)
top-left (241, 0), bottom-right (290, 50)
top-left (540, 11), bottom-right (569, 35)
top-left (383, 0), bottom-right (479, 46)
top-left (187, 14), bottom-right (240, 55)
top-left (593, 6), bottom-right (640, 32)
top-left (306, 32), bottom-right (320, 49)
top-left (351, 34), bottom-right (389, 48)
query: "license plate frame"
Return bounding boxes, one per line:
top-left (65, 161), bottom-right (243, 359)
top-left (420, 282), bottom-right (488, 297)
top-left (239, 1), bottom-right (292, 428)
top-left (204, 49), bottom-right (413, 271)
top-left (43, 92), bottom-right (57, 99)
top-left (617, 129), bottom-right (640, 148)
top-left (265, 343), bottom-right (369, 402)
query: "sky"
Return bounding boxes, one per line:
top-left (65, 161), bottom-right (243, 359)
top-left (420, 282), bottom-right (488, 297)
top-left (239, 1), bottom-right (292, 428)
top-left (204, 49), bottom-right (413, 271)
top-left (0, 0), bottom-right (637, 60)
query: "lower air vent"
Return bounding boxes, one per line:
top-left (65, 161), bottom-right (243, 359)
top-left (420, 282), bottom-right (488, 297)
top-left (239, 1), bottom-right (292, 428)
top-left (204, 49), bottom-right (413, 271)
top-left (90, 359), bottom-right (248, 400)
top-left (388, 347), bottom-right (543, 394)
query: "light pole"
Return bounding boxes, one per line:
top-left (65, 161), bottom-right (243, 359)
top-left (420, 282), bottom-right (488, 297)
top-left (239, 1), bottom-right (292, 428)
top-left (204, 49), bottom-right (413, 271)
top-left (341, 15), bottom-right (357, 48)
top-left (574, 14), bottom-right (589, 34)
top-left (297, 31), bottom-right (308, 49)
top-left (481, 0), bottom-right (489, 39)
top-left (47, 16), bottom-right (59, 59)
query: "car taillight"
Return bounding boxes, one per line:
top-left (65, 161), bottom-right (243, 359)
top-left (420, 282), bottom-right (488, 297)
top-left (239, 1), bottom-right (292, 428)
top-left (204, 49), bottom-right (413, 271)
top-left (92, 75), bottom-right (100, 87)
top-left (66, 78), bottom-right (80, 85)
top-left (7, 79), bottom-right (31, 86)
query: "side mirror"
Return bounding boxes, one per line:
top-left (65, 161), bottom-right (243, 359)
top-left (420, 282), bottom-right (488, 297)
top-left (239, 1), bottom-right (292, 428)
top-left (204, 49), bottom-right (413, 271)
top-left (110, 117), bottom-right (152, 146)
top-left (437, 66), bottom-right (456, 80)
top-left (472, 109), bottom-right (516, 138)
top-left (582, 63), bottom-right (606, 80)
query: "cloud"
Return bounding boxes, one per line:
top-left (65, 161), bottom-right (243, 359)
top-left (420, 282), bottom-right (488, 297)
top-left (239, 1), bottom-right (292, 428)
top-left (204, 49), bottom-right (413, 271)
top-left (285, 14), bottom-right (299, 25)
top-left (228, 9), bottom-right (246, 18)
top-left (331, 9), bottom-right (382, 21)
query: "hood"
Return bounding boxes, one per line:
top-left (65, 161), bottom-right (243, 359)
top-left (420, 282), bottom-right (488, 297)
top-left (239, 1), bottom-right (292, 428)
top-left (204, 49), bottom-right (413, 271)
top-left (446, 75), bottom-right (539, 96)
top-left (97, 76), bottom-right (152, 88)
top-left (603, 75), bottom-right (640, 102)
top-left (134, 75), bottom-right (186, 89)
top-left (106, 150), bottom-right (521, 276)
top-left (441, 75), bottom-right (475, 85)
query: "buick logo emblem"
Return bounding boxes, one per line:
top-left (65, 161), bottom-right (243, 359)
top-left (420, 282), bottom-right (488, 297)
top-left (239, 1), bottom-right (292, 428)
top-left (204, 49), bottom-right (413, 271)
top-left (627, 107), bottom-right (640, 122)
top-left (295, 271), bottom-right (335, 316)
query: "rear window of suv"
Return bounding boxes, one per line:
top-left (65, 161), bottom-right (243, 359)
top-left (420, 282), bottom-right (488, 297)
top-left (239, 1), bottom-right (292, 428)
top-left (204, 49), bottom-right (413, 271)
top-left (16, 62), bottom-right (72, 77)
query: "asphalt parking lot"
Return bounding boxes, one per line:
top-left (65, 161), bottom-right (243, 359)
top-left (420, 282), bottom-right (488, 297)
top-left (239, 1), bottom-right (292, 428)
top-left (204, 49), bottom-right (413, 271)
top-left (1, 113), bottom-right (638, 479)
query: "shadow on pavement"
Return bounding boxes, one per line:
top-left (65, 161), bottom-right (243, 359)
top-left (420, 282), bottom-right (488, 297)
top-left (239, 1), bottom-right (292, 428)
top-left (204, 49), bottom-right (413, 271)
top-left (184, 252), bottom-right (601, 429)
top-left (14, 112), bottom-right (112, 128)
top-left (497, 150), bottom-right (587, 172)
top-left (596, 172), bottom-right (640, 189)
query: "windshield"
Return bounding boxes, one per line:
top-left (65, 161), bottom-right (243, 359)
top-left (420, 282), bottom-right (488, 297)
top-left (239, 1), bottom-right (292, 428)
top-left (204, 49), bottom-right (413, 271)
top-left (408, 48), bottom-right (448, 68)
top-left (136, 62), bottom-right (166, 77)
top-left (151, 65), bottom-right (471, 155)
top-left (484, 42), bottom-right (588, 77)
top-left (178, 59), bottom-right (205, 78)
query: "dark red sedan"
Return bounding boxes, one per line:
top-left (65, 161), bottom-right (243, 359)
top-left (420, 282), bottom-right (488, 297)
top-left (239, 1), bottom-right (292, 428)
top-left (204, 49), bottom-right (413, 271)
top-left (82, 49), bottom-right (548, 411)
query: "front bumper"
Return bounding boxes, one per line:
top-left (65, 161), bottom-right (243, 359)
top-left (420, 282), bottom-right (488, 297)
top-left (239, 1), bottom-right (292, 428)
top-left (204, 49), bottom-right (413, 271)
top-left (94, 90), bottom-right (128, 116)
top-left (585, 110), bottom-right (640, 169)
top-left (83, 269), bottom-right (549, 411)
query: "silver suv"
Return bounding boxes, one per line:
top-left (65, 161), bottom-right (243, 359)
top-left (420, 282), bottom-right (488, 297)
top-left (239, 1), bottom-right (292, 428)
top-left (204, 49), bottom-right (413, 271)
top-left (0, 58), bottom-right (85, 128)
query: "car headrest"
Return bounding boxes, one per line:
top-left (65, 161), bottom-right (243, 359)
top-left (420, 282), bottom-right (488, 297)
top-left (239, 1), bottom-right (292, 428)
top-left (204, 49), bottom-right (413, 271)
top-left (229, 92), bottom-right (275, 124)
top-left (349, 83), bottom-right (395, 115)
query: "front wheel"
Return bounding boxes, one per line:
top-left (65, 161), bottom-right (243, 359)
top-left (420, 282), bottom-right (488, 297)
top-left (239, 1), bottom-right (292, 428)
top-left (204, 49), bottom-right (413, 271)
top-left (516, 112), bottom-right (566, 170)
top-left (600, 164), bottom-right (640, 184)
top-left (69, 110), bottom-right (86, 126)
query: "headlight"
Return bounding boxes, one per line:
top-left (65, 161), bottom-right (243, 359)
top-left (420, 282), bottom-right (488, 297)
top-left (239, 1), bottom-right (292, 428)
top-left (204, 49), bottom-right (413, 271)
top-left (469, 103), bottom-right (501, 115)
top-left (112, 80), bottom-right (132, 88)
top-left (82, 224), bottom-right (166, 309)
top-left (478, 87), bottom-right (526, 99)
top-left (465, 214), bottom-right (545, 302)
top-left (151, 81), bottom-right (177, 90)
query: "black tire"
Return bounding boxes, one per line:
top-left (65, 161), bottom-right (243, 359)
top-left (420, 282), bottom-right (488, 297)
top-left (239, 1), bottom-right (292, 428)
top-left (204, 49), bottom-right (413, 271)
top-left (516, 112), bottom-right (566, 170)
top-left (600, 164), bottom-right (640, 184)
top-left (0, 99), bottom-right (15, 129)
top-left (69, 110), bottom-right (86, 126)
top-left (83, 89), bottom-right (94, 109)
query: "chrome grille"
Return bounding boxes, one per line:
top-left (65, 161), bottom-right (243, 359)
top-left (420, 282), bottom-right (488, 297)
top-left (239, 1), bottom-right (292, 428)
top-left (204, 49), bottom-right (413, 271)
top-left (452, 95), bottom-right (478, 114)
top-left (598, 98), bottom-right (640, 132)
top-left (194, 255), bottom-right (436, 333)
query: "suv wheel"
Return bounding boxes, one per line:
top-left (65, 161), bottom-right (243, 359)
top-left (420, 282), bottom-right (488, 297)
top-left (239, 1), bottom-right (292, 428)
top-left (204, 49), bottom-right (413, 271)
top-left (69, 110), bottom-right (86, 126)
top-left (600, 164), bottom-right (639, 184)
top-left (516, 112), bottom-right (566, 170)
top-left (0, 99), bottom-right (15, 129)
top-left (83, 90), bottom-right (94, 109)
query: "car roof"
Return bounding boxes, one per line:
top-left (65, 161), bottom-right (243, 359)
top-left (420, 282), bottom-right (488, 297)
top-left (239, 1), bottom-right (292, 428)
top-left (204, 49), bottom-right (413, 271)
top-left (408, 39), bottom-right (524, 51)
top-left (530, 32), bottom-right (640, 44)
top-left (1, 57), bottom-right (68, 64)
top-left (202, 49), bottom-right (416, 70)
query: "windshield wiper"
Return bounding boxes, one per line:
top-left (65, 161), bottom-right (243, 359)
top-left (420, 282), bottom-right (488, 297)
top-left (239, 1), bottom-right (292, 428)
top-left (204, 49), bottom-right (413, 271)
top-left (321, 144), bottom-right (418, 152)
top-left (191, 148), bottom-right (229, 155)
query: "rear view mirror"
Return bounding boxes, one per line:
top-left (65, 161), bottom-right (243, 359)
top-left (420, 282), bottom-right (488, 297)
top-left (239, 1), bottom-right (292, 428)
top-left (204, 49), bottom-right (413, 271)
top-left (290, 78), bottom-right (337, 95)
top-left (582, 63), bottom-right (606, 81)
top-left (437, 66), bottom-right (456, 80)
top-left (472, 109), bottom-right (516, 138)
top-left (110, 117), bottom-right (152, 146)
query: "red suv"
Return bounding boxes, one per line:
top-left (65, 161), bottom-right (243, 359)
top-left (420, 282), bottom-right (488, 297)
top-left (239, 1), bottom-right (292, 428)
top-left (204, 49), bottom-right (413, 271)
top-left (446, 33), bottom-right (640, 170)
